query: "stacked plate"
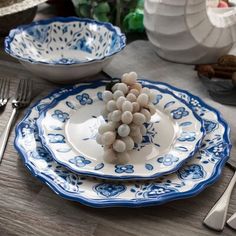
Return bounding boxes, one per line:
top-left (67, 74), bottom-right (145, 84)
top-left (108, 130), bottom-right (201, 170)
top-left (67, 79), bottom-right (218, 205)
top-left (14, 79), bottom-right (231, 207)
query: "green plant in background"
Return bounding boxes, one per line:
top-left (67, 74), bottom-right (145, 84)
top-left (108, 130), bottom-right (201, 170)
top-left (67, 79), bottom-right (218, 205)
top-left (71, 0), bottom-right (144, 32)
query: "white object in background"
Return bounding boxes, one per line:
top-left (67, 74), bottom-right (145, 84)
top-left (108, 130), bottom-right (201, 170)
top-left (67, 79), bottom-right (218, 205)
top-left (203, 171), bottom-right (236, 231)
top-left (144, 0), bottom-right (236, 64)
top-left (227, 212), bottom-right (236, 230)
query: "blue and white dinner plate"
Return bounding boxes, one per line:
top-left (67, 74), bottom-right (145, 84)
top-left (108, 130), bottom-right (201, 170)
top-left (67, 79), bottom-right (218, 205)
top-left (36, 81), bottom-right (205, 180)
top-left (14, 81), bottom-right (231, 207)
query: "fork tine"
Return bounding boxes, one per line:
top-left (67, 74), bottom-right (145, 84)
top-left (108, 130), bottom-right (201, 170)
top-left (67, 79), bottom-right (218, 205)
top-left (26, 79), bottom-right (32, 102)
top-left (3, 78), bottom-right (10, 100)
top-left (0, 78), bottom-right (6, 99)
top-left (15, 79), bottom-right (25, 101)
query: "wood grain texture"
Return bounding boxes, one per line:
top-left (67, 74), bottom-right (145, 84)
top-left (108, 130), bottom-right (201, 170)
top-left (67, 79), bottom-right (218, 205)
top-left (0, 40), bottom-right (235, 236)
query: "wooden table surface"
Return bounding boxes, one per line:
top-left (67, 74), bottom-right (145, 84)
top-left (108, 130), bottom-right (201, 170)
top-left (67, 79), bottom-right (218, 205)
top-left (0, 7), bottom-right (235, 236)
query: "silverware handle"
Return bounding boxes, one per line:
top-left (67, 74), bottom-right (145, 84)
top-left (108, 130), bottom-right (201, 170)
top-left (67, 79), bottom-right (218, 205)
top-left (203, 171), bottom-right (236, 231)
top-left (0, 108), bottom-right (17, 163)
top-left (227, 211), bottom-right (236, 230)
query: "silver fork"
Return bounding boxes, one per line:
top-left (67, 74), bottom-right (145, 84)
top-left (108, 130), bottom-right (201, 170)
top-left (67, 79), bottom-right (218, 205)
top-left (0, 78), bottom-right (32, 163)
top-left (0, 77), bottom-right (10, 109)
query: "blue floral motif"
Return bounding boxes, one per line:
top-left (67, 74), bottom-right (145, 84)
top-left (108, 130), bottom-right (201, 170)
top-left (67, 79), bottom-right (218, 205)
top-left (94, 183), bottom-right (126, 198)
top-left (48, 134), bottom-right (65, 143)
top-left (203, 119), bottom-right (218, 134)
top-left (208, 142), bottom-right (228, 159)
top-left (157, 154), bottom-right (179, 166)
top-left (35, 103), bottom-right (50, 112)
top-left (178, 132), bottom-right (196, 142)
top-left (153, 94), bottom-right (163, 105)
top-left (178, 164), bottom-right (206, 180)
top-left (171, 107), bottom-right (189, 119)
top-left (31, 147), bottom-right (53, 162)
top-left (76, 93), bottom-right (93, 105)
top-left (145, 163), bottom-right (154, 171)
top-left (66, 101), bottom-right (75, 110)
top-left (97, 92), bottom-right (103, 101)
top-left (52, 110), bottom-right (69, 123)
top-left (115, 165), bottom-right (134, 174)
top-left (135, 122), bottom-right (160, 151)
top-left (132, 184), bottom-right (179, 199)
top-left (70, 36), bottom-right (92, 53)
top-left (69, 156), bottom-right (91, 167)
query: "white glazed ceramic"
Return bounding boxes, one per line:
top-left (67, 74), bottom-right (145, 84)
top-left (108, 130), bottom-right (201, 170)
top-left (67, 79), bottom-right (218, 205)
top-left (36, 80), bottom-right (205, 180)
top-left (14, 81), bottom-right (231, 207)
top-left (4, 17), bottom-right (126, 83)
top-left (144, 0), bottom-right (236, 64)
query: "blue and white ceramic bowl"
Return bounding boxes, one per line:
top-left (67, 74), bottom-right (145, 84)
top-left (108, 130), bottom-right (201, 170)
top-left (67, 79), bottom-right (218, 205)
top-left (4, 17), bottom-right (126, 83)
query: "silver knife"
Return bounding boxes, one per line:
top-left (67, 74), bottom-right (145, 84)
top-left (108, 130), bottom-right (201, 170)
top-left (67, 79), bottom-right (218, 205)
top-left (203, 162), bottom-right (236, 231)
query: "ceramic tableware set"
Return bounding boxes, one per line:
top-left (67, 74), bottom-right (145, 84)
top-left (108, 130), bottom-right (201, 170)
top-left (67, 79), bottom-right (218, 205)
top-left (4, 17), bottom-right (232, 211)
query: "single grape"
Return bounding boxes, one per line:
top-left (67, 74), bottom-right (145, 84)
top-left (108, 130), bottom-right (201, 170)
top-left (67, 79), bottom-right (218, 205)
top-left (102, 90), bottom-right (113, 103)
top-left (141, 87), bottom-right (150, 95)
top-left (140, 125), bottom-right (147, 136)
top-left (133, 113), bottom-right (146, 125)
top-left (129, 89), bottom-right (140, 97)
top-left (113, 90), bottom-right (124, 100)
top-left (132, 102), bottom-right (140, 113)
top-left (126, 93), bottom-right (136, 102)
top-left (122, 101), bottom-right (133, 112)
top-left (149, 92), bottom-right (156, 103)
top-left (111, 83), bottom-right (119, 92)
top-left (98, 123), bottom-right (114, 134)
top-left (131, 82), bottom-right (142, 91)
top-left (132, 133), bottom-right (143, 144)
top-left (129, 123), bottom-right (141, 137)
top-left (116, 96), bottom-right (126, 110)
top-left (141, 108), bottom-right (151, 122)
top-left (113, 139), bottom-right (126, 152)
top-left (148, 103), bottom-right (156, 115)
top-left (117, 83), bottom-right (129, 95)
top-left (118, 124), bottom-right (130, 137)
top-left (137, 93), bottom-right (149, 107)
top-left (126, 71), bottom-right (137, 85)
top-left (111, 110), bottom-right (122, 122)
top-left (101, 131), bottom-right (116, 145)
top-left (121, 111), bottom-right (133, 124)
top-left (106, 100), bottom-right (117, 112)
top-left (122, 136), bottom-right (134, 150)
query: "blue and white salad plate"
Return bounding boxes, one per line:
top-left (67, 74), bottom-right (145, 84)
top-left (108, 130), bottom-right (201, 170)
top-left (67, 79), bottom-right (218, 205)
top-left (14, 80), bottom-right (231, 207)
top-left (4, 17), bottom-right (126, 83)
top-left (36, 81), bottom-right (205, 180)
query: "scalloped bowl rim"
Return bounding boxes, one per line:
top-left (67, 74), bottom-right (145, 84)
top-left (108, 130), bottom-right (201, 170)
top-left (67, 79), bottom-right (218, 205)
top-left (4, 17), bottom-right (126, 66)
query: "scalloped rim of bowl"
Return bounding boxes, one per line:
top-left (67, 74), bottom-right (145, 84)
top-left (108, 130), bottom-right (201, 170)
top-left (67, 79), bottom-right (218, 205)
top-left (4, 16), bottom-right (126, 66)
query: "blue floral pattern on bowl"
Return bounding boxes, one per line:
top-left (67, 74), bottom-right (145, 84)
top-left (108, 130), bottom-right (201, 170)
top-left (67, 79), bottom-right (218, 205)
top-left (36, 81), bottom-right (204, 180)
top-left (5, 17), bottom-right (126, 65)
top-left (14, 80), bottom-right (231, 207)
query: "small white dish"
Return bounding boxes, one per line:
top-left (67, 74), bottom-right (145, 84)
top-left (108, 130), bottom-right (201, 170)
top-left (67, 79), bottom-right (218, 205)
top-left (4, 17), bottom-right (126, 83)
top-left (36, 80), bottom-right (205, 180)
